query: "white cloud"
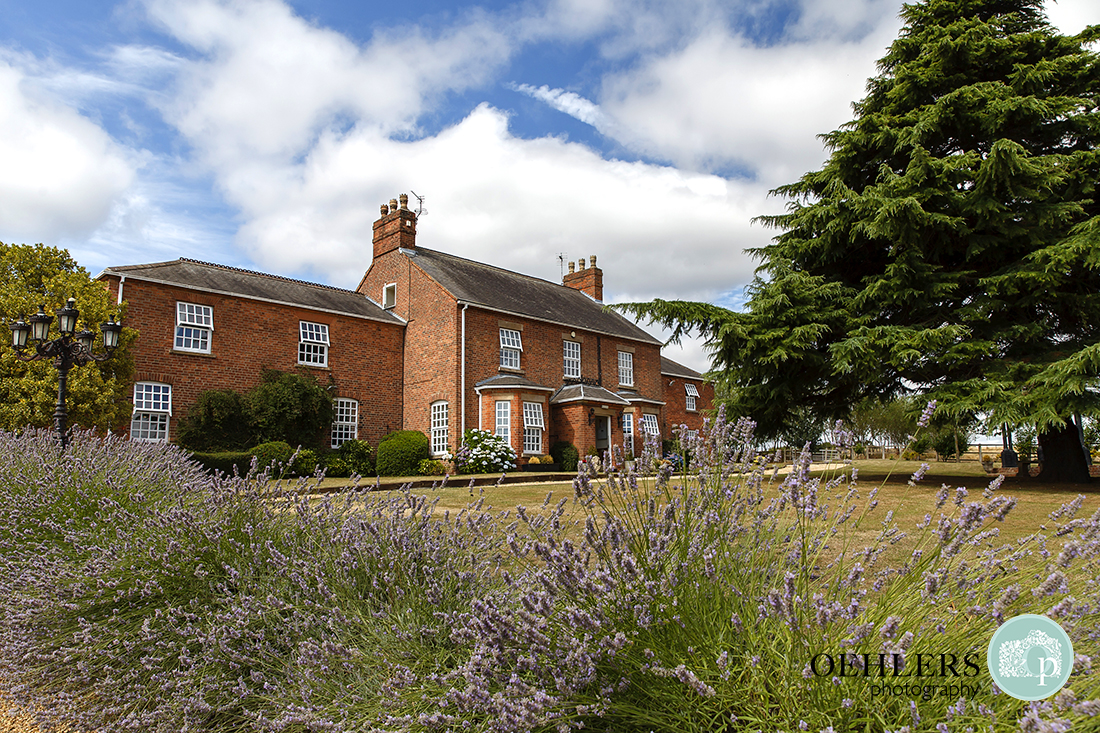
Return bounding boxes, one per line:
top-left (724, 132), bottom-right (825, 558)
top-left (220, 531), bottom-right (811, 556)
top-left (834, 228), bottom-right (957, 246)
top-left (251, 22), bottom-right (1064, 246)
top-left (597, 20), bottom-right (901, 183)
top-left (0, 60), bottom-right (136, 244)
top-left (510, 83), bottom-right (610, 130)
top-left (230, 104), bottom-right (759, 304)
top-left (143, 0), bottom-right (514, 166)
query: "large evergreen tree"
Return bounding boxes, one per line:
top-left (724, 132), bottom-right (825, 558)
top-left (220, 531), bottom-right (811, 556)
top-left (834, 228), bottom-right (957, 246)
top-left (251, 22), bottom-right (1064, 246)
top-left (619, 0), bottom-right (1100, 481)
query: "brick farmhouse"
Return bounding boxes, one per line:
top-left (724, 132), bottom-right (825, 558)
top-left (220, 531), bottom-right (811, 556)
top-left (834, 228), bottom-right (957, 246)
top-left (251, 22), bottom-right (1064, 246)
top-left (98, 194), bottom-right (714, 463)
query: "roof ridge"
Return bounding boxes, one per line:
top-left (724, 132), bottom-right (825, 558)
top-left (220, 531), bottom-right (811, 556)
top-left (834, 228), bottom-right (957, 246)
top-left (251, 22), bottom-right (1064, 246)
top-left (179, 258), bottom-right (364, 296)
top-left (413, 247), bottom-right (565, 290)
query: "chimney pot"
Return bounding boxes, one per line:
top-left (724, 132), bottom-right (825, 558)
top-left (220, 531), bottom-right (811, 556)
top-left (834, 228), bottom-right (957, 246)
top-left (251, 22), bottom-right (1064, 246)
top-left (568, 261), bottom-right (575, 274)
top-left (578, 259), bottom-right (586, 270)
top-left (399, 193), bottom-right (409, 210)
top-left (381, 203), bottom-right (389, 216)
top-left (589, 255), bottom-right (597, 268)
top-left (389, 198), bottom-right (398, 212)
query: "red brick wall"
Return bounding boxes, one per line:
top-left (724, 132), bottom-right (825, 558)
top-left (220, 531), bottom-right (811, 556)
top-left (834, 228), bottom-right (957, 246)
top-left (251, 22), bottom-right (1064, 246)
top-left (662, 376), bottom-right (716, 438)
top-left (102, 275), bottom-right (404, 447)
top-left (462, 307), bottom-right (663, 458)
top-left (360, 251), bottom-right (460, 451)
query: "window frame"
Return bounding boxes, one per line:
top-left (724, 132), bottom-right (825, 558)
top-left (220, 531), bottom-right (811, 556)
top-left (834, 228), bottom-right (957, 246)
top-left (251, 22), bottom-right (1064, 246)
top-left (618, 351), bottom-right (634, 386)
top-left (622, 413), bottom-right (634, 457)
top-left (641, 413), bottom-right (660, 437)
top-left (563, 340), bottom-right (581, 379)
top-left (522, 401), bottom-right (544, 455)
top-left (331, 398), bottom-right (358, 448)
top-left (430, 401), bottom-right (449, 456)
top-left (495, 400), bottom-right (511, 442)
top-left (174, 302), bottom-right (213, 353)
top-left (131, 382), bottom-right (172, 442)
top-left (298, 321), bottom-right (330, 367)
top-left (500, 328), bottom-right (523, 370)
top-left (383, 282), bottom-right (397, 309)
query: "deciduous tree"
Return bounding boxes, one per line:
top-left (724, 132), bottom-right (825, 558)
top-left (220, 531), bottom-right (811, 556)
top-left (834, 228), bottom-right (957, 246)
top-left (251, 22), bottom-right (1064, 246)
top-left (0, 243), bottom-right (134, 433)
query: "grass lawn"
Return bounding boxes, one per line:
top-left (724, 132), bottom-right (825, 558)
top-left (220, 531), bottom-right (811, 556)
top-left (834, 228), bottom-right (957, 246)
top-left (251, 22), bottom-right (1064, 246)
top-left (293, 458), bottom-right (1098, 575)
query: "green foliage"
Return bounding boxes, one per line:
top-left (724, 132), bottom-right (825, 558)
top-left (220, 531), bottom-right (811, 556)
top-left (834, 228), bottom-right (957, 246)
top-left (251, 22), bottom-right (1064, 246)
top-left (337, 439), bottom-right (375, 477)
top-left (250, 441), bottom-right (295, 473)
top-left (375, 430), bottom-right (429, 476)
top-left (291, 449), bottom-right (318, 476)
top-left (550, 440), bottom-right (579, 472)
top-left (187, 449), bottom-right (254, 476)
top-left (614, 0), bottom-right (1100, 454)
top-left (417, 458), bottom-right (447, 476)
top-left (322, 454), bottom-right (350, 478)
top-left (931, 427), bottom-right (971, 461)
top-left (175, 389), bottom-right (251, 451)
top-left (245, 369), bottom-right (333, 450)
top-left (0, 242), bottom-right (135, 432)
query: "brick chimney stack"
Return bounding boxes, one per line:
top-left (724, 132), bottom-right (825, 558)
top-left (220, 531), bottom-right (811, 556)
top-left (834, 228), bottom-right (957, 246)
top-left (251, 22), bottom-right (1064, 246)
top-left (373, 193), bottom-right (417, 259)
top-left (563, 254), bottom-right (603, 302)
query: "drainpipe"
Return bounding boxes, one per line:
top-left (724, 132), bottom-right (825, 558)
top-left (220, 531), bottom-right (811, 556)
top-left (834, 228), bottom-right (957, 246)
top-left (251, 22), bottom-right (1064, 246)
top-left (116, 275), bottom-right (125, 306)
top-left (461, 303), bottom-right (469, 434)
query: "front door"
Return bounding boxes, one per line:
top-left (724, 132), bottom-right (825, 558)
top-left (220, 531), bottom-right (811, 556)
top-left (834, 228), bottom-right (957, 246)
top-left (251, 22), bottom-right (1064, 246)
top-left (595, 415), bottom-right (610, 453)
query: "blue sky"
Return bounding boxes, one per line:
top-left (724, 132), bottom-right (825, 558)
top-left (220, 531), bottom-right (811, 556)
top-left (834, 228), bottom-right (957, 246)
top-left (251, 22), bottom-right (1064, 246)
top-left (1, 0), bottom-right (1096, 372)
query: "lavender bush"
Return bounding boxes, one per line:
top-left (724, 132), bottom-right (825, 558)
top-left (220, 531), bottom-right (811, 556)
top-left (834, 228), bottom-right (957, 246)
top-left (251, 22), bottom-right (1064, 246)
top-left (0, 411), bottom-right (1097, 732)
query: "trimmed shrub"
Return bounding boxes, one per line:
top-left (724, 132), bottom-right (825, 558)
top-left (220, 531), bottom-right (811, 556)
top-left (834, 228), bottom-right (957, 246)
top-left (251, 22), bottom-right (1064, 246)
top-left (550, 440), bottom-right (579, 472)
top-left (175, 389), bottom-right (251, 451)
top-left (417, 458), bottom-right (447, 476)
top-left (337, 439), bottom-right (375, 476)
top-left (187, 450), bottom-right (253, 476)
top-left (250, 441), bottom-right (295, 474)
top-left (454, 429), bottom-right (516, 474)
top-left (376, 430), bottom-right (429, 476)
top-left (290, 449), bottom-right (318, 476)
top-left (322, 455), bottom-right (350, 478)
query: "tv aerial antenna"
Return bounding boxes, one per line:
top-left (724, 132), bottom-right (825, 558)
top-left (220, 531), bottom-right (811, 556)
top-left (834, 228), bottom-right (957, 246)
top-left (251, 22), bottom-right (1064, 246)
top-left (409, 190), bottom-right (427, 217)
top-left (558, 252), bottom-right (567, 279)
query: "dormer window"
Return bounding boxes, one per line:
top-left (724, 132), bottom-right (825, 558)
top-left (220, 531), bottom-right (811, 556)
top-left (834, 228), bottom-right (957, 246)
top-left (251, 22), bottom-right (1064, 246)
top-left (500, 328), bottom-right (522, 370)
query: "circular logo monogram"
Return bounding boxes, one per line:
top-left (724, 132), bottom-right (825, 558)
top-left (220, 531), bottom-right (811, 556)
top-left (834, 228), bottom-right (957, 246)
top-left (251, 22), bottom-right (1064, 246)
top-left (987, 614), bottom-right (1074, 700)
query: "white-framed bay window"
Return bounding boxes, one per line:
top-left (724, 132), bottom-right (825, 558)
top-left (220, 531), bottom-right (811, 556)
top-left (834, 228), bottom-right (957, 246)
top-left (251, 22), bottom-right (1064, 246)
top-left (299, 321), bottom-right (330, 367)
top-left (618, 351), bottom-right (634, 386)
top-left (500, 328), bottom-right (522, 370)
top-left (175, 302), bottom-right (212, 353)
top-left (431, 401), bottom-right (449, 456)
top-left (331, 398), bottom-right (358, 448)
top-left (563, 340), bottom-right (580, 379)
top-left (523, 401), bottom-right (544, 454)
top-left (131, 382), bottom-right (171, 442)
top-left (495, 400), bottom-right (511, 442)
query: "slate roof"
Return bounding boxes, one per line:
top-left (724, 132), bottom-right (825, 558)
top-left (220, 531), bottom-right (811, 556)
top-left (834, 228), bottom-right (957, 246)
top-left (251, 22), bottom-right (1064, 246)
top-left (402, 247), bottom-right (662, 344)
top-left (99, 259), bottom-right (404, 325)
top-left (660, 356), bottom-right (705, 380)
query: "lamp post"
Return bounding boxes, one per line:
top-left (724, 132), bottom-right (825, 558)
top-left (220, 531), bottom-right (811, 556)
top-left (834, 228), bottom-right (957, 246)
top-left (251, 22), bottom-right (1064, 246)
top-left (8, 298), bottom-right (122, 449)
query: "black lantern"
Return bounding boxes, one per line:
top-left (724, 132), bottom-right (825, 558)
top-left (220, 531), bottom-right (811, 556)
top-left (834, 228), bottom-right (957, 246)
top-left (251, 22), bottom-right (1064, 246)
top-left (7, 297), bottom-right (122, 449)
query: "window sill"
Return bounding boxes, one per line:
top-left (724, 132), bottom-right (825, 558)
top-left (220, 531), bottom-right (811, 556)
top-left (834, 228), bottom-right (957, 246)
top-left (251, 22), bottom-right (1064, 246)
top-left (171, 349), bottom-right (215, 358)
top-left (297, 363), bottom-right (331, 370)
top-left (499, 367), bottom-right (525, 375)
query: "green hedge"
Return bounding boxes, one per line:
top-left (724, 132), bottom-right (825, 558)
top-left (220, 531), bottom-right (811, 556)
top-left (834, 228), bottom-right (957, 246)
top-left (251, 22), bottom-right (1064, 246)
top-left (550, 440), bottom-right (579, 472)
top-left (376, 431), bottom-right (429, 476)
top-left (189, 441), bottom-right (314, 477)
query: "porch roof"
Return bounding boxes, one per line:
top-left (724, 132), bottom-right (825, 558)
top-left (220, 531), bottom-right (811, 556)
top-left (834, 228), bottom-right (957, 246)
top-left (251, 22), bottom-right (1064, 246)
top-left (549, 384), bottom-right (631, 406)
